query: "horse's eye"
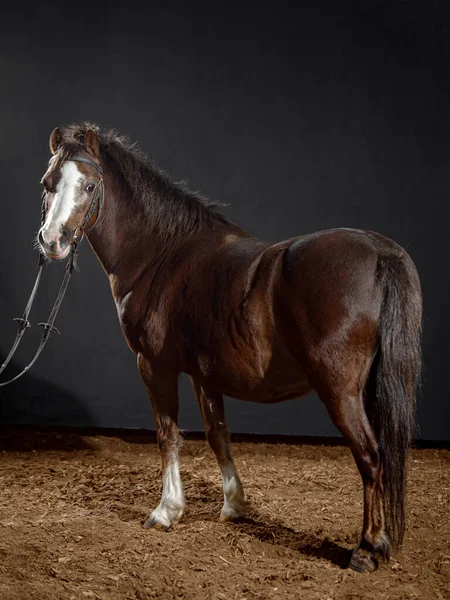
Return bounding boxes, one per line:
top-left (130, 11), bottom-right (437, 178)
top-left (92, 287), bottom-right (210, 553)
top-left (86, 183), bottom-right (95, 193)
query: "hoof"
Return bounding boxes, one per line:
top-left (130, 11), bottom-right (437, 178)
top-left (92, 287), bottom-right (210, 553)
top-left (143, 517), bottom-right (170, 531)
top-left (143, 505), bottom-right (183, 530)
top-left (219, 512), bottom-right (245, 523)
top-left (349, 547), bottom-right (378, 573)
top-left (219, 500), bottom-right (249, 522)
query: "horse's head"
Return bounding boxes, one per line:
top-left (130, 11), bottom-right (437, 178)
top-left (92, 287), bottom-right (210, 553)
top-left (38, 127), bottom-right (103, 260)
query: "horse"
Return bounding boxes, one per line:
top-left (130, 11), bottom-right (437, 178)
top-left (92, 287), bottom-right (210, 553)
top-left (37, 123), bottom-right (422, 573)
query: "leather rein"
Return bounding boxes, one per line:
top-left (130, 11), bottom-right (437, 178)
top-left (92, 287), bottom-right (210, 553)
top-left (0, 155), bottom-right (104, 387)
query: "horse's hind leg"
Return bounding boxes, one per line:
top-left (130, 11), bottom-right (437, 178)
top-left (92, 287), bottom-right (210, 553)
top-left (190, 379), bottom-right (248, 521)
top-left (315, 375), bottom-right (388, 572)
top-left (138, 355), bottom-right (185, 530)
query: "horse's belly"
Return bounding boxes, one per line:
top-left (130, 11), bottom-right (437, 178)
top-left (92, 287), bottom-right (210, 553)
top-left (232, 376), bottom-right (312, 403)
top-left (201, 356), bottom-right (312, 403)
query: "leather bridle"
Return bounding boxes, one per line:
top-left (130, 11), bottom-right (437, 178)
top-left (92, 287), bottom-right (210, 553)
top-left (70, 155), bottom-right (104, 241)
top-left (0, 154), bottom-right (105, 387)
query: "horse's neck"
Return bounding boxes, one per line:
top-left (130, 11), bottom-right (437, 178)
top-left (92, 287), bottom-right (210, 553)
top-left (85, 165), bottom-right (234, 297)
top-left (86, 169), bottom-right (158, 285)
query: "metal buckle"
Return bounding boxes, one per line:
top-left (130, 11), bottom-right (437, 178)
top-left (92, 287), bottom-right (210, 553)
top-left (38, 322), bottom-right (60, 335)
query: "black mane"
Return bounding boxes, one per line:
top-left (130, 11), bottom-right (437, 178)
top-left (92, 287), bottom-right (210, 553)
top-left (56, 122), bottom-right (230, 238)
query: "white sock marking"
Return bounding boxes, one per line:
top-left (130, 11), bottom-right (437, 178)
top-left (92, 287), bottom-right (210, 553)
top-left (221, 462), bottom-right (246, 519)
top-left (150, 460), bottom-right (185, 528)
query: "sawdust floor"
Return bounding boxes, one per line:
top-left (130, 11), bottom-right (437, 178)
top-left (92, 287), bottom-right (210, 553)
top-left (0, 429), bottom-right (448, 600)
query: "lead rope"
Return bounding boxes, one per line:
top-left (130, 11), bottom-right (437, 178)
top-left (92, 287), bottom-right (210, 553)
top-left (0, 241), bottom-right (80, 387)
top-left (0, 193), bottom-right (47, 377)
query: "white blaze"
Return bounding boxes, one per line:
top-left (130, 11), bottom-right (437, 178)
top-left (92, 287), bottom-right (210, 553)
top-left (44, 162), bottom-right (82, 233)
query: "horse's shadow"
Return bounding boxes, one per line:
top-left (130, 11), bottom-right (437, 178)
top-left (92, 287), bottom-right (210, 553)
top-left (183, 476), bottom-right (352, 569)
top-left (226, 514), bottom-right (351, 569)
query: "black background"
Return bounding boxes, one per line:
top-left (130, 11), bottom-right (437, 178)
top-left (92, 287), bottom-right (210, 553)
top-left (0, 2), bottom-right (448, 440)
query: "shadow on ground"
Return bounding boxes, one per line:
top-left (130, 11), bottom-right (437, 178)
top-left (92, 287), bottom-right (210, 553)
top-left (182, 474), bottom-right (352, 569)
top-left (232, 515), bottom-right (351, 568)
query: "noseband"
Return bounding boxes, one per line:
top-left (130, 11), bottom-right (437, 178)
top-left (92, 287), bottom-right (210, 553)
top-left (0, 155), bottom-right (105, 387)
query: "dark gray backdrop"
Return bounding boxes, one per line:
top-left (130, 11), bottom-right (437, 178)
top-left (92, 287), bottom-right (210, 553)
top-left (0, 2), bottom-right (449, 440)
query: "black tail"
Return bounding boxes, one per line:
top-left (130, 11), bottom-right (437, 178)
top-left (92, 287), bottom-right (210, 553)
top-left (369, 252), bottom-right (422, 548)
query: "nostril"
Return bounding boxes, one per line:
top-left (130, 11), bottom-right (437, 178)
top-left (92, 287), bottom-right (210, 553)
top-left (38, 230), bottom-right (45, 246)
top-left (40, 229), bottom-right (54, 246)
top-left (59, 226), bottom-right (71, 242)
top-left (48, 240), bottom-right (57, 251)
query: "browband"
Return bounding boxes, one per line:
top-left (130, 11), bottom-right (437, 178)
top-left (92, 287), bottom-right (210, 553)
top-left (70, 155), bottom-right (103, 175)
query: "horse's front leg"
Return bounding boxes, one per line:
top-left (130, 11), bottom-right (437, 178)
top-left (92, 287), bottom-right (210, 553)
top-left (138, 355), bottom-right (185, 530)
top-left (190, 379), bottom-right (248, 521)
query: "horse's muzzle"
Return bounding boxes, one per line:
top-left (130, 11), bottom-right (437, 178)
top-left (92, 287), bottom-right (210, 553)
top-left (38, 227), bottom-right (72, 259)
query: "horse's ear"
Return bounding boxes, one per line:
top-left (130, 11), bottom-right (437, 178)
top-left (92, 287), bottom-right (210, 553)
top-left (84, 129), bottom-right (100, 160)
top-left (49, 127), bottom-right (62, 155)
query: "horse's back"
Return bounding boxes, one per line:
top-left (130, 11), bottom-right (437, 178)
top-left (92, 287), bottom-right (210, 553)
top-left (281, 226), bottom-right (414, 301)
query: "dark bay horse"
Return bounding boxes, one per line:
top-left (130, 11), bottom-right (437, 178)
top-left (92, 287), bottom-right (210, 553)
top-left (38, 124), bottom-right (422, 572)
